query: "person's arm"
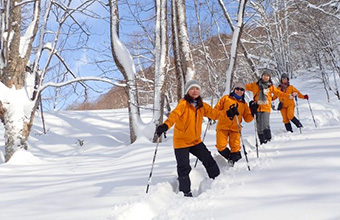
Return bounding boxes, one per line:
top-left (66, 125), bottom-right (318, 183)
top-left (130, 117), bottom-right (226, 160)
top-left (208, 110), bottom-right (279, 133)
top-left (292, 86), bottom-right (307, 99)
top-left (272, 86), bottom-right (291, 99)
top-left (214, 96), bottom-right (225, 111)
top-left (245, 82), bottom-right (254, 92)
top-left (242, 103), bottom-right (254, 123)
top-left (164, 100), bottom-right (186, 129)
top-left (205, 102), bottom-right (224, 120)
top-left (272, 86), bottom-right (280, 101)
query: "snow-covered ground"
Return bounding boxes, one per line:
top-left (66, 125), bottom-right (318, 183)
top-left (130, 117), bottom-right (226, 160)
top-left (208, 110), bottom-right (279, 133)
top-left (0, 74), bottom-right (340, 220)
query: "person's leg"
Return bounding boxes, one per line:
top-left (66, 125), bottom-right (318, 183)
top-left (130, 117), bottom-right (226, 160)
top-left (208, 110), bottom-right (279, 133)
top-left (257, 112), bottom-right (266, 144)
top-left (190, 142), bottom-right (220, 179)
top-left (262, 112), bottom-right (271, 142)
top-left (216, 130), bottom-right (230, 160)
top-left (229, 131), bottom-right (241, 153)
top-left (289, 106), bottom-right (303, 128)
top-left (281, 108), bottom-right (293, 132)
top-left (284, 122), bottom-right (293, 132)
top-left (174, 148), bottom-right (191, 195)
top-left (228, 131), bottom-right (242, 164)
top-left (281, 108), bottom-right (290, 124)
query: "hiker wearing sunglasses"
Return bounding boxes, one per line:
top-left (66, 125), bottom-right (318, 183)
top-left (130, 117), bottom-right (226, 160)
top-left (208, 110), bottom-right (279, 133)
top-left (213, 82), bottom-right (254, 166)
top-left (245, 70), bottom-right (291, 144)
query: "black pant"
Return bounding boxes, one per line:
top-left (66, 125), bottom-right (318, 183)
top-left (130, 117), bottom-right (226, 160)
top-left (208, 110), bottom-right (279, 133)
top-left (174, 142), bottom-right (220, 193)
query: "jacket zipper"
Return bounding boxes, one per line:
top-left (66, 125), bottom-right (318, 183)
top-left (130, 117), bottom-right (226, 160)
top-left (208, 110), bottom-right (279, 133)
top-left (195, 108), bottom-right (198, 141)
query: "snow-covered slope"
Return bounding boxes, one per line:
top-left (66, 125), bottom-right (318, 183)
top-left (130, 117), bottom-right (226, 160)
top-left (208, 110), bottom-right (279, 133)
top-left (0, 75), bottom-right (340, 220)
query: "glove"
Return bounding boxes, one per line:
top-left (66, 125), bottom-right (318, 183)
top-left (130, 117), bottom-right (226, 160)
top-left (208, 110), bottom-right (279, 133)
top-left (226, 104), bottom-right (239, 120)
top-left (249, 100), bottom-right (258, 116)
top-left (156, 123), bottom-right (168, 137)
top-left (304, 94), bottom-right (309, 100)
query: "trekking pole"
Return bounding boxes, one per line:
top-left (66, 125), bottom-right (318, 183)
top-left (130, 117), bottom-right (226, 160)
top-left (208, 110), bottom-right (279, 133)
top-left (253, 115), bottom-right (259, 158)
top-left (307, 99), bottom-right (317, 128)
top-left (295, 96), bottom-right (302, 134)
top-left (194, 119), bottom-right (211, 168)
top-left (146, 136), bottom-right (161, 193)
top-left (235, 116), bottom-right (251, 171)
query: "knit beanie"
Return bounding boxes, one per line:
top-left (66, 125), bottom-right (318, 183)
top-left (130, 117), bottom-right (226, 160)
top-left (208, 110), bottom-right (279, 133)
top-left (184, 80), bottom-right (201, 94)
top-left (233, 81), bottom-right (245, 90)
top-left (281, 73), bottom-right (289, 80)
top-left (262, 69), bottom-right (272, 77)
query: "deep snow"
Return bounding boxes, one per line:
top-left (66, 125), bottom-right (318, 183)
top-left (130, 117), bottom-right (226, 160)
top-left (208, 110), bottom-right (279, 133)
top-left (0, 74), bottom-right (340, 220)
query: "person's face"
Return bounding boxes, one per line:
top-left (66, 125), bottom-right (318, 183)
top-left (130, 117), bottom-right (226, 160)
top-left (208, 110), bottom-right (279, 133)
top-left (188, 87), bottom-right (200, 99)
top-left (234, 87), bottom-right (245, 97)
top-left (262, 74), bottom-right (270, 82)
top-left (282, 78), bottom-right (288, 83)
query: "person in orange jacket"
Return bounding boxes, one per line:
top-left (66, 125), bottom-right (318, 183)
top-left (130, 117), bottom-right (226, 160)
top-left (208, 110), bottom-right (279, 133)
top-left (213, 82), bottom-right (254, 166)
top-left (156, 79), bottom-right (223, 197)
top-left (273, 73), bottom-right (309, 132)
top-left (245, 69), bottom-right (292, 144)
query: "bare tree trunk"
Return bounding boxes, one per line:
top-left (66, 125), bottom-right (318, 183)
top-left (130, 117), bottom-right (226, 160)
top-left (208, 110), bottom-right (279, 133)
top-left (171, 0), bottom-right (185, 101)
top-left (224, 0), bottom-right (247, 94)
top-left (0, 0), bottom-right (41, 161)
top-left (218, 0), bottom-right (256, 75)
top-left (171, 0), bottom-right (196, 100)
top-left (153, 0), bottom-right (168, 142)
top-left (109, 0), bottom-right (140, 143)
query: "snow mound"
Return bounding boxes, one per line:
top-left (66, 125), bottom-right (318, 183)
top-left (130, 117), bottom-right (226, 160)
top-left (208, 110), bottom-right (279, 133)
top-left (6, 149), bottom-right (44, 165)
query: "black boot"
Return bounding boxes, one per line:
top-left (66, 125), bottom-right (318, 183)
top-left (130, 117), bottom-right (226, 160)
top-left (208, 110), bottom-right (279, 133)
top-left (229, 151), bottom-right (242, 164)
top-left (218, 148), bottom-right (230, 160)
top-left (263, 129), bottom-right (272, 142)
top-left (285, 123), bottom-right (293, 132)
top-left (184, 192), bottom-right (193, 197)
top-left (258, 133), bottom-right (267, 145)
top-left (291, 117), bottom-right (303, 128)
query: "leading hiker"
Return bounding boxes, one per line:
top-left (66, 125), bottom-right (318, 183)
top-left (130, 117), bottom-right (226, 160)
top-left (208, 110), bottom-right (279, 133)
top-left (155, 79), bottom-right (223, 197)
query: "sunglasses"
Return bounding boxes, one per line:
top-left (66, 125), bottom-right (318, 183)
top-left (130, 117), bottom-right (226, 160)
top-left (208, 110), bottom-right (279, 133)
top-left (235, 87), bottom-right (245, 91)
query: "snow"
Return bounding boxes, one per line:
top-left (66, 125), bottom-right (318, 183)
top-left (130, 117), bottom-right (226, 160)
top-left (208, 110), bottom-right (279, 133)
top-left (0, 74), bottom-right (340, 220)
top-left (19, 1), bottom-right (39, 58)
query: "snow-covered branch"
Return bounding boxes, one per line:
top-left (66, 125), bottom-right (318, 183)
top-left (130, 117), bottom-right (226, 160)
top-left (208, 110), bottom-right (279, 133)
top-left (39, 77), bottom-right (126, 92)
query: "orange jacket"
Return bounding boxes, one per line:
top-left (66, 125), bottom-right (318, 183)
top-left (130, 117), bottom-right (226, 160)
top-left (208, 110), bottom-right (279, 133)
top-left (245, 82), bottom-right (290, 112)
top-left (272, 85), bottom-right (305, 108)
top-left (214, 95), bottom-right (253, 132)
top-left (164, 99), bottom-right (222, 149)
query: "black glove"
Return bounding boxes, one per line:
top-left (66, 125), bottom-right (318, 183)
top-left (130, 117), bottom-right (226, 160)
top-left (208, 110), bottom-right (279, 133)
top-left (156, 123), bottom-right (168, 137)
top-left (249, 100), bottom-right (258, 116)
top-left (226, 104), bottom-right (239, 120)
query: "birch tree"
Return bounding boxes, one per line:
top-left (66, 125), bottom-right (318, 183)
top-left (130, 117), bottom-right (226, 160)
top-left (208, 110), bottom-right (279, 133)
top-left (171, 0), bottom-right (196, 100)
top-left (295, 0), bottom-right (340, 99)
top-left (109, 0), bottom-right (169, 143)
top-left (246, 0), bottom-right (297, 77)
top-left (221, 0), bottom-right (248, 94)
top-left (0, 0), bottom-right (123, 161)
top-left (152, 0), bottom-right (168, 142)
top-left (109, 0), bottom-right (142, 143)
